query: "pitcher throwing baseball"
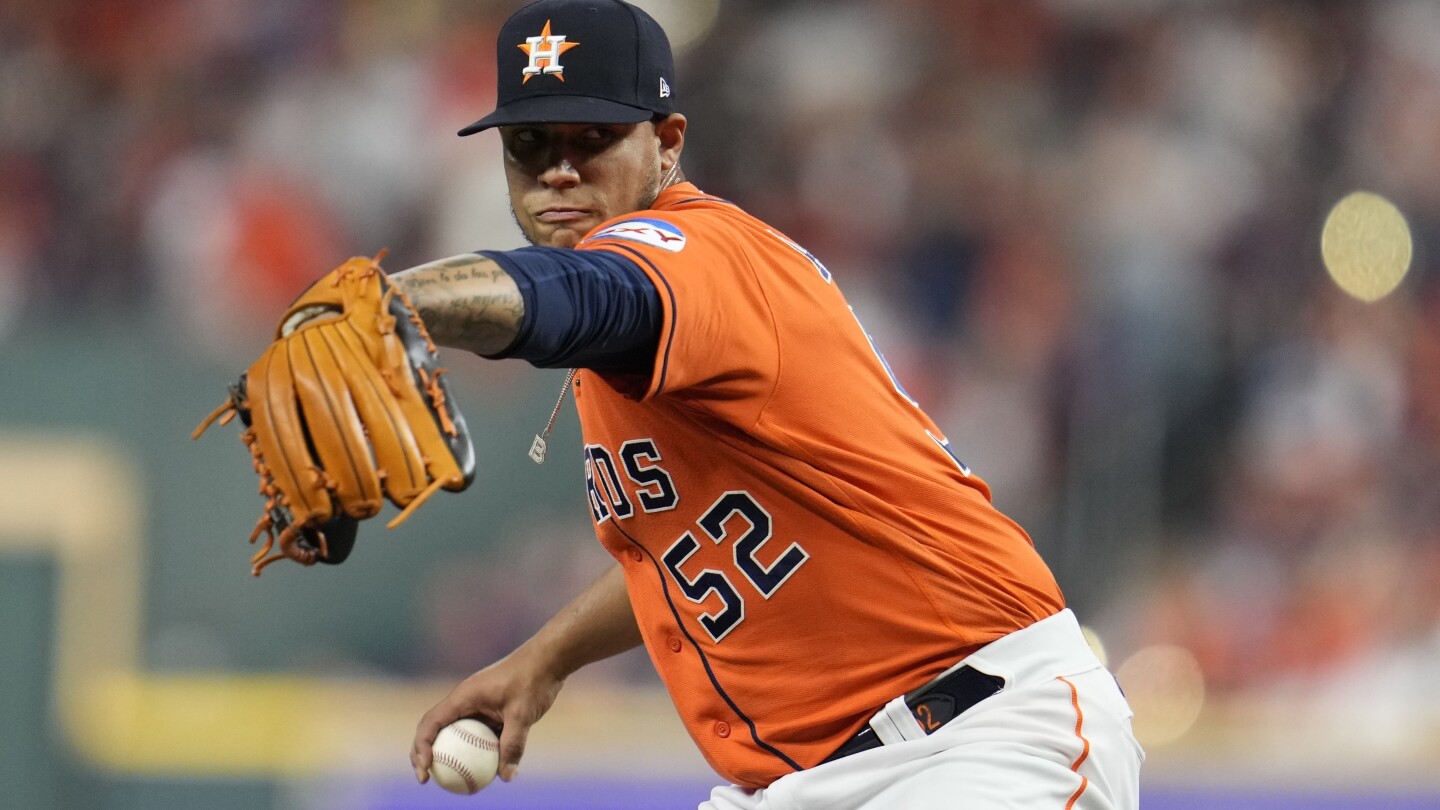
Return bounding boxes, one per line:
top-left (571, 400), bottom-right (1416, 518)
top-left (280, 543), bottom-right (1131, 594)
top-left (252, 0), bottom-right (1144, 806)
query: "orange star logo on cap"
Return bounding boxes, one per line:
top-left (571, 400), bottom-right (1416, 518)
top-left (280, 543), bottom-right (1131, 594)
top-left (518, 20), bottom-right (579, 83)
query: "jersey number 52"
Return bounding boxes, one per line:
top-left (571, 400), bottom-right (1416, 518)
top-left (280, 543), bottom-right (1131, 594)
top-left (661, 491), bottom-right (809, 642)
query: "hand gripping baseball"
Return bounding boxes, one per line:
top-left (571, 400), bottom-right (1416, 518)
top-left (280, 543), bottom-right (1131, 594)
top-left (194, 253), bottom-right (476, 575)
top-left (412, 648), bottom-right (564, 786)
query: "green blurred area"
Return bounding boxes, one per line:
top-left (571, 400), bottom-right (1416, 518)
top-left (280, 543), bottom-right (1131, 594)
top-left (1, 557), bottom-right (60, 809)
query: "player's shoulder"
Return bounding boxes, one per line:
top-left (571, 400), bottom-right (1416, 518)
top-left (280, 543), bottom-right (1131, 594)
top-left (579, 196), bottom-right (744, 256)
top-left (581, 213), bottom-right (693, 254)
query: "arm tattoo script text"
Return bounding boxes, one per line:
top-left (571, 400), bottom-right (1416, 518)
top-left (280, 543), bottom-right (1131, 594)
top-left (393, 255), bottom-right (524, 356)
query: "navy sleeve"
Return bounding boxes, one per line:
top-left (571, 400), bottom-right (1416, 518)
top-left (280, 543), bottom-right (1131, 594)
top-left (477, 247), bottom-right (662, 372)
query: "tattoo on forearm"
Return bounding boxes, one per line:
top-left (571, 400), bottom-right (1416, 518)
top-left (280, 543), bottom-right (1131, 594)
top-left (393, 256), bottom-right (524, 356)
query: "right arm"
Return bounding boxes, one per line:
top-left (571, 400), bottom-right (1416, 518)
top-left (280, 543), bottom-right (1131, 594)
top-left (410, 563), bottom-right (642, 784)
top-left (397, 247), bottom-right (661, 780)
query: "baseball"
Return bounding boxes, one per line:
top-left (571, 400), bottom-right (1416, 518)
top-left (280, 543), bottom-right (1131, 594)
top-left (429, 718), bottom-right (501, 795)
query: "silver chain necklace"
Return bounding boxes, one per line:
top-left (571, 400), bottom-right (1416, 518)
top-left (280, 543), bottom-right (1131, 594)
top-left (529, 367), bottom-right (577, 464)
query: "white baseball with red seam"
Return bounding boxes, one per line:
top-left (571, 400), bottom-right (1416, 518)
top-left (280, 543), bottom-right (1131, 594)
top-left (429, 718), bottom-right (500, 795)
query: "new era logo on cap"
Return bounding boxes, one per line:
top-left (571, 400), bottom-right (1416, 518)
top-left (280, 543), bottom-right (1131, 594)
top-left (458, 0), bottom-right (677, 135)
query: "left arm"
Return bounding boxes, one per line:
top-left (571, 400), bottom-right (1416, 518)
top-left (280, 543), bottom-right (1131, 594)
top-left (390, 253), bottom-right (525, 357)
top-left (392, 247), bottom-right (662, 371)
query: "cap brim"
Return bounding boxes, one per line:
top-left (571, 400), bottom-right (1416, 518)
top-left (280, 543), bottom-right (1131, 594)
top-left (458, 95), bottom-right (656, 136)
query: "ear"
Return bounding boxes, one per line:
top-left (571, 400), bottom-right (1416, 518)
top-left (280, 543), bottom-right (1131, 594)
top-left (655, 114), bottom-right (687, 170)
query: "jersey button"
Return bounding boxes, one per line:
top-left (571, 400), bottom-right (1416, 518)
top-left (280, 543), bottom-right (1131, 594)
top-left (668, 636), bottom-right (682, 653)
top-left (714, 721), bottom-right (730, 738)
top-left (628, 547), bottom-right (643, 563)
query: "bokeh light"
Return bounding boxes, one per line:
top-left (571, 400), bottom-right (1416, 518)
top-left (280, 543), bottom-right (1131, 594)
top-left (1080, 625), bottom-right (1109, 669)
top-left (1321, 191), bottom-right (1413, 302)
top-left (1116, 645), bottom-right (1206, 749)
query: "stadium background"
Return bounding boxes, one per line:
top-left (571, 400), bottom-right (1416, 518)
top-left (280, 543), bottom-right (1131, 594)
top-left (2, 0), bottom-right (1439, 807)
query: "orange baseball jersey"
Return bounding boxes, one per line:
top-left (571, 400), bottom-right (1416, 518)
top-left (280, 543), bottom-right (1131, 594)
top-left (573, 182), bottom-right (1064, 789)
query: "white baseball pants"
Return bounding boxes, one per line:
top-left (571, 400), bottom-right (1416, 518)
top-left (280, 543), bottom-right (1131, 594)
top-left (701, 609), bottom-right (1143, 810)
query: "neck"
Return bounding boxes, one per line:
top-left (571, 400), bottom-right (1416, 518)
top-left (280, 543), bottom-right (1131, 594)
top-left (660, 162), bottom-right (683, 190)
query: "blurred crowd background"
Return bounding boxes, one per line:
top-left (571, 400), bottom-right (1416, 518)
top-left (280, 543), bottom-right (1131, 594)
top-left (3, 0), bottom-right (1440, 807)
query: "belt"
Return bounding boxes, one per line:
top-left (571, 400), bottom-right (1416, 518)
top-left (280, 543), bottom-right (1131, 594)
top-left (822, 665), bottom-right (1005, 763)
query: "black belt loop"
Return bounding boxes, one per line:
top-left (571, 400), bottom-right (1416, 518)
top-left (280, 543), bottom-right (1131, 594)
top-left (822, 665), bottom-right (1004, 764)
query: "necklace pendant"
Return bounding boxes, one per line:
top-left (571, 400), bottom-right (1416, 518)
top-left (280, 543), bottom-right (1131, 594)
top-left (528, 368), bottom-right (575, 465)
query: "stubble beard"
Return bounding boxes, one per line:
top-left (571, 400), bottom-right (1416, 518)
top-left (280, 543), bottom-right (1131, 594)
top-left (511, 205), bottom-right (540, 247)
top-left (637, 158), bottom-right (664, 211)
top-left (510, 160), bottom-right (664, 249)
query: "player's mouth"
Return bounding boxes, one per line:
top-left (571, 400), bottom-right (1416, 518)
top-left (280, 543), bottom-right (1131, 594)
top-left (535, 208), bottom-right (593, 224)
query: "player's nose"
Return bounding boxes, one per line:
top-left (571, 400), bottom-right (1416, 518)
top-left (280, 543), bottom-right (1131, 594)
top-left (537, 156), bottom-right (581, 189)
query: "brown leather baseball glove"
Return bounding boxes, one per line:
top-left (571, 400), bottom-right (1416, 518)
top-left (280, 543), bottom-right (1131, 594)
top-left (194, 254), bottom-right (475, 575)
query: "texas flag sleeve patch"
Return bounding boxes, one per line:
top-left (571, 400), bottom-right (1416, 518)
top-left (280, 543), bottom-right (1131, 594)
top-left (585, 218), bottom-right (687, 252)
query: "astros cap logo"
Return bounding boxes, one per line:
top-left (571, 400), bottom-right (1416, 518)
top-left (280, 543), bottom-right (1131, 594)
top-left (519, 20), bottom-right (579, 83)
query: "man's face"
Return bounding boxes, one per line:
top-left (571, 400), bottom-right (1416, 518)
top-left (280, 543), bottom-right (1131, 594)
top-left (500, 121), bottom-right (669, 248)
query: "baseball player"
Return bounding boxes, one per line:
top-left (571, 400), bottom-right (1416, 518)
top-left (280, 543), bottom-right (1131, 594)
top-left (393, 1), bottom-right (1144, 807)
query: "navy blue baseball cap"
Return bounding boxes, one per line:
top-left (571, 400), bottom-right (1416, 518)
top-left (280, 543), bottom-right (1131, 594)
top-left (458, 0), bottom-right (677, 135)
